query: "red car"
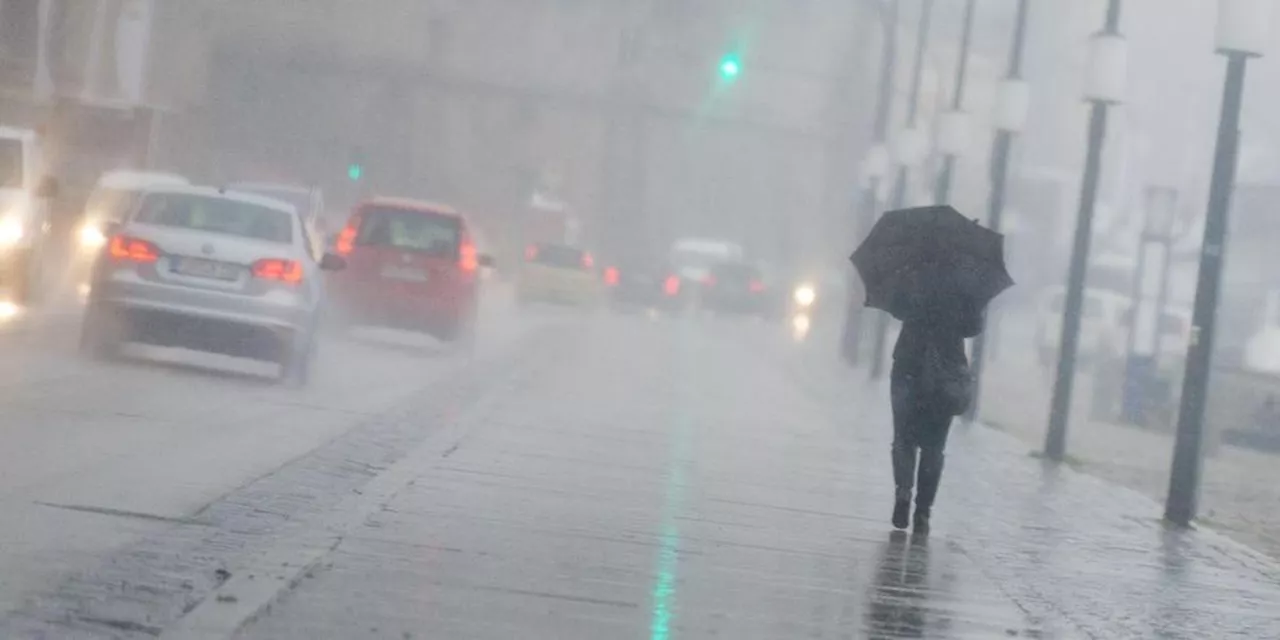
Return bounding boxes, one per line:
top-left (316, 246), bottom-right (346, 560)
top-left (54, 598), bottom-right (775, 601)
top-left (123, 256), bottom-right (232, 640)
top-left (327, 198), bottom-right (490, 344)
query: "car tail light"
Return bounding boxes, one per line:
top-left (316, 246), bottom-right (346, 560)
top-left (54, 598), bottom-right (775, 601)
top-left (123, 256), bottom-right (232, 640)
top-left (663, 275), bottom-right (681, 296)
top-left (582, 252), bottom-right (595, 269)
top-left (335, 220), bottom-right (358, 256)
top-left (749, 279), bottom-right (765, 293)
top-left (702, 274), bottom-right (716, 287)
top-left (459, 240), bottom-right (479, 272)
top-left (525, 244), bottom-right (539, 261)
top-left (252, 258), bottom-right (304, 284)
top-left (604, 266), bottom-right (619, 286)
top-left (108, 235), bottom-right (160, 263)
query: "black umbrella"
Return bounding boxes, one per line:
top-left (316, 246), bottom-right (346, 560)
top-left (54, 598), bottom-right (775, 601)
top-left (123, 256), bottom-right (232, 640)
top-left (850, 205), bottom-right (1013, 326)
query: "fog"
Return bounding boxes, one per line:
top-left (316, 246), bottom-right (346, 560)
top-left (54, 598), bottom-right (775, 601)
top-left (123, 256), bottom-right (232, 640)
top-left (0, 0), bottom-right (1279, 636)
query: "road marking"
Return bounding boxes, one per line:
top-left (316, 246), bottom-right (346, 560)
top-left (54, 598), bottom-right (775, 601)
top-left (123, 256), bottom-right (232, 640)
top-left (34, 501), bottom-right (212, 526)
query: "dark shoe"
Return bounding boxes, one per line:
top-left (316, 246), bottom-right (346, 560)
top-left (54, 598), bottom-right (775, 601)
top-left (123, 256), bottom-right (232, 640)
top-left (892, 495), bottom-right (911, 530)
top-left (912, 507), bottom-right (931, 535)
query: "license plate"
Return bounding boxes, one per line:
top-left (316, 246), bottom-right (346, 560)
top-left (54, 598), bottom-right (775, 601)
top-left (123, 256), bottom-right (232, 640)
top-left (172, 258), bottom-right (238, 281)
top-left (380, 265), bottom-right (429, 282)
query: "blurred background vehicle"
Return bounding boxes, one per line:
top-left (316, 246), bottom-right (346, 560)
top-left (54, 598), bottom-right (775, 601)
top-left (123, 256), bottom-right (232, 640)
top-left (602, 254), bottom-right (684, 315)
top-left (1035, 285), bottom-right (1192, 370)
top-left (225, 182), bottom-right (327, 260)
top-left (0, 126), bottom-right (59, 305)
top-left (327, 197), bottom-right (488, 346)
top-left (80, 185), bottom-right (345, 384)
top-left (516, 242), bottom-right (602, 310)
top-left (699, 260), bottom-right (770, 318)
top-left (1035, 287), bottom-right (1131, 370)
top-left (72, 170), bottom-right (190, 298)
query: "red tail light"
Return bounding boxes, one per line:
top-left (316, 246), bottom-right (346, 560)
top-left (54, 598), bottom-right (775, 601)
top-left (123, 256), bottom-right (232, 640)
top-left (604, 266), bottom-right (619, 286)
top-left (749, 279), bottom-right (765, 293)
top-left (702, 274), bottom-right (716, 287)
top-left (459, 240), bottom-right (478, 272)
top-left (109, 235), bottom-right (160, 263)
top-left (582, 252), bottom-right (595, 269)
top-left (252, 258), bottom-right (304, 284)
top-left (525, 244), bottom-right (539, 261)
top-left (663, 275), bottom-right (681, 296)
top-left (335, 220), bottom-right (358, 256)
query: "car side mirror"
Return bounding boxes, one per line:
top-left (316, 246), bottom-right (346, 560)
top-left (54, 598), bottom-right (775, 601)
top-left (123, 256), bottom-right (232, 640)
top-left (478, 254), bottom-right (495, 268)
top-left (319, 253), bottom-right (347, 271)
top-left (35, 176), bottom-right (59, 199)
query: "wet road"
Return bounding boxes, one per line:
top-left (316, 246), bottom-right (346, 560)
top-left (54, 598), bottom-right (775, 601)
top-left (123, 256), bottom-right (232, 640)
top-left (0, 296), bottom-right (1276, 638)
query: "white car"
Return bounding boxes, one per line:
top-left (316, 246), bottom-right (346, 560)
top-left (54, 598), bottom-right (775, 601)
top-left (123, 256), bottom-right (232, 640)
top-left (80, 185), bottom-right (346, 384)
top-left (0, 126), bottom-right (58, 304)
top-left (1035, 286), bottom-right (1192, 368)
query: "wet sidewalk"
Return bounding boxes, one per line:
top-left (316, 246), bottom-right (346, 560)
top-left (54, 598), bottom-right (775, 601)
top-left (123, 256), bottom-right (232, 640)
top-left (227, 320), bottom-right (1280, 639)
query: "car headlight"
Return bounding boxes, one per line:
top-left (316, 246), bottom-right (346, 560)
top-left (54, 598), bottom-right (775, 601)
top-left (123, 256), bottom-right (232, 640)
top-left (0, 217), bottom-right (24, 247)
top-left (793, 284), bottom-right (817, 307)
top-left (78, 223), bottom-right (107, 248)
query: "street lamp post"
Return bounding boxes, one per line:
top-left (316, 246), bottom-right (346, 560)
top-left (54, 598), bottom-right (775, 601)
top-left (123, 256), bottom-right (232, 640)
top-left (1120, 186), bottom-right (1178, 426)
top-left (933, 0), bottom-right (977, 204)
top-left (965, 0), bottom-right (1031, 423)
top-left (1166, 0), bottom-right (1272, 527)
top-left (870, 0), bottom-right (936, 380)
top-left (842, 0), bottom-right (900, 366)
top-left (1044, 0), bottom-right (1127, 461)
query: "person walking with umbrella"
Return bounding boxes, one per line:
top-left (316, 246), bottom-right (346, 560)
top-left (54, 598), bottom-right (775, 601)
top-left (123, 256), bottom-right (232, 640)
top-left (851, 205), bottom-right (1013, 533)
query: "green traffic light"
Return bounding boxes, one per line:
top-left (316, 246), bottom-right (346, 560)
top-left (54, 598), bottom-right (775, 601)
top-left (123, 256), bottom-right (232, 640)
top-left (347, 164), bottom-right (363, 181)
top-left (719, 54), bottom-right (741, 80)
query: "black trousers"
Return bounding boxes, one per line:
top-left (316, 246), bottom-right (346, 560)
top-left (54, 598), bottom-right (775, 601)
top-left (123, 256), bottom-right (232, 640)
top-left (890, 367), bottom-right (954, 509)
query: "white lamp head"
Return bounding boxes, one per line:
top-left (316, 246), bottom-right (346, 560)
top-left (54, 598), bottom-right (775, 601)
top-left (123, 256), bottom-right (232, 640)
top-left (893, 128), bottom-right (928, 167)
top-left (1217, 0), bottom-right (1273, 56)
top-left (1085, 32), bottom-right (1128, 104)
top-left (994, 78), bottom-right (1030, 133)
top-left (861, 144), bottom-right (891, 182)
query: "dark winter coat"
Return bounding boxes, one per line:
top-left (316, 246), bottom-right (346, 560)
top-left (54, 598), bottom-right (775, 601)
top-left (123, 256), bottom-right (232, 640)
top-left (891, 301), bottom-right (981, 417)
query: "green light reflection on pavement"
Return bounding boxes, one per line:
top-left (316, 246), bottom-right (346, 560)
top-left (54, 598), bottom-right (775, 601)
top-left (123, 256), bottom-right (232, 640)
top-left (648, 329), bottom-right (696, 640)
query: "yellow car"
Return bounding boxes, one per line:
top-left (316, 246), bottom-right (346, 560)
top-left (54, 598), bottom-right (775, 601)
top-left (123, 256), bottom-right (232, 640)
top-left (516, 242), bottom-right (603, 308)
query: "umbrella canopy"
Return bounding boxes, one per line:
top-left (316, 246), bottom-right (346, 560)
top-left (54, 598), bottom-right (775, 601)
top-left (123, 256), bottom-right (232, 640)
top-left (850, 205), bottom-right (1013, 326)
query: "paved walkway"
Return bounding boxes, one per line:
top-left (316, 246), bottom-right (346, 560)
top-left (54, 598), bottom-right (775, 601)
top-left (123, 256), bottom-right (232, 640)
top-left (978, 334), bottom-right (1280, 561)
top-left (221, 319), bottom-right (1280, 639)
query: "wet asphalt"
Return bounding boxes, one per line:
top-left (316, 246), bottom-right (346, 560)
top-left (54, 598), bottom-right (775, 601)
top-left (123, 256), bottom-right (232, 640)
top-left (0, 293), bottom-right (1275, 638)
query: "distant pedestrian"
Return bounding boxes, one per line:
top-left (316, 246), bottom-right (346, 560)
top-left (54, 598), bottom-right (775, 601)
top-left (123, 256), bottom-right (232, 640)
top-left (848, 205), bottom-right (1011, 534)
top-left (890, 300), bottom-right (979, 533)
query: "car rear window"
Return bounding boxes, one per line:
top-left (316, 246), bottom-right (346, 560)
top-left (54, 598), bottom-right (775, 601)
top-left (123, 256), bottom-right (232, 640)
top-left (355, 206), bottom-right (461, 256)
top-left (134, 193), bottom-right (294, 243)
top-left (711, 263), bottom-right (761, 282)
top-left (530, 244), bottom-right (587, 269)
top-left (229, 185), bottom-right (315, 218)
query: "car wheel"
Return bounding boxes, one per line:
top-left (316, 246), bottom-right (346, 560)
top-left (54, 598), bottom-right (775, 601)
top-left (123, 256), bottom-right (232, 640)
top-left (320, 306), bottom-right (350, 338)
top-left (79, 303), bottom-right (125, 360)
top-left (279, 330), bottom-right (315, 387)
top-left (448, 310), bottom-right (478, 356)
